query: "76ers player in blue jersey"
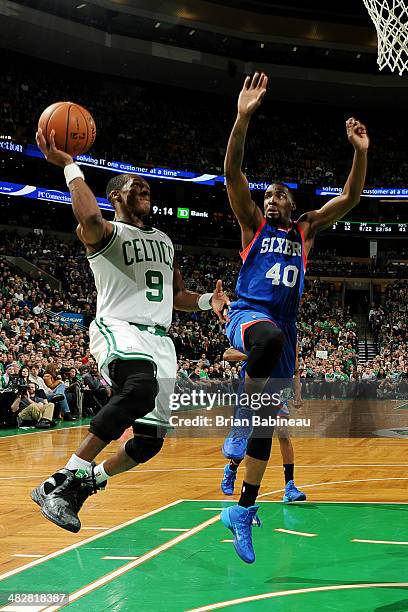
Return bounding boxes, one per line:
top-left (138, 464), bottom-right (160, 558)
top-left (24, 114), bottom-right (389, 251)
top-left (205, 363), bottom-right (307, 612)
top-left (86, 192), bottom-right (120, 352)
top-left (220, 72), bottom-right (369, 563)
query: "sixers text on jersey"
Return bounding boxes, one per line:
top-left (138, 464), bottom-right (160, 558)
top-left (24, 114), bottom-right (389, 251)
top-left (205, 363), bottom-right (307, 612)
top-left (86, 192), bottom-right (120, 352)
top-left (234, 218), bottom-right (306, 321)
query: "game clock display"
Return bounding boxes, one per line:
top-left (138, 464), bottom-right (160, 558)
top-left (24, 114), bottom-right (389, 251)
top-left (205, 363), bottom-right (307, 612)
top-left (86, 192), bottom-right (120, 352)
top-left (151, 206), bottom-right (209, 220)
top-left (152, 206), bottom-right (174, 216)
top-left (330, 221), bottom-right (408, 235)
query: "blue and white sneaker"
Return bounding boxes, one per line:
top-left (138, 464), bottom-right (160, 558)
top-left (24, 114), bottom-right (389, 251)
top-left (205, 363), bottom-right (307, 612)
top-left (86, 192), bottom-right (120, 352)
top-left (283, 480), bottom-right (307, 503)
top-left (220, 504), bottom-right (261, 564)
top-left (222, 406), bottom-right (252, 461)
top-left (221, 464), bottom-right (237, 495)
top-left (222, 435), bottom-right (248, 461)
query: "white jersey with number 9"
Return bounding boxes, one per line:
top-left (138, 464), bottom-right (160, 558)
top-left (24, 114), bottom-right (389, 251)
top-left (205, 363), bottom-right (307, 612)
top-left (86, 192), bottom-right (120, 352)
top-left (88, 221), bottom-right (175, 329)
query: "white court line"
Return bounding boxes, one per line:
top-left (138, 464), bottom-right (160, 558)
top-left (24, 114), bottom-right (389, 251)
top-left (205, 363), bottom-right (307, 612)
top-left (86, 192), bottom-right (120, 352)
top-left (159, 528), bottom-right (189, 532)
top-left (222, 540), bottom-right (234, 543)
top-left (2, 498), bottom-right (406, 608)
top-left (81, 527), bottom-right (109, 531)
top-left (274, 528), bottom-right (316, 537)
top-left (353, 539), bottom-right (408, 545)
top-left (294, 463), bottom-right (408, 468)
top-left (0, 499), bottom-right (182, 581)
top-left (0, 476), bottom-right (48, 481)
top-left (11, 554), bottom-right (44, 558)
top-left (102, 556), bottom-right (139, 560)
top-left (275, 500), bottom-right (408, 504)
top-left (1, 464), bottom-right (407, 482)
top-left (41, 514), bottom-right (220, 612)
top-left (1, 605), bottom-right (43, 611)
top-left (127, 463), bottom-right (408, 474)
top-left (186, 583), bottom-right (408, 612)
top-left (202, 508), bottom-right (225, 511)
top-left (0, 423), bottom-right (88, 441)
top-left (258, 477), bottom-right (408, 498)
top-left (182, 499), bottom-right (408, 505)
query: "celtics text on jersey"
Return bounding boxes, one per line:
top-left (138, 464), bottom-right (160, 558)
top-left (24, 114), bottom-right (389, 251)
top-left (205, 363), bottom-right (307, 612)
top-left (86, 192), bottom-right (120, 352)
top-left (87, 221), bottom-right (174, 329)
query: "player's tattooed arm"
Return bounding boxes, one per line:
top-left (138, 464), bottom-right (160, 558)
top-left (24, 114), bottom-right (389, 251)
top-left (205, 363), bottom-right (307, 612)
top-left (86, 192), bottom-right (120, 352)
top-left (36, 128), bottom-right (112, 252)
top-left (225, 73), bottom-right (266, 246)
top-left (173, 267), bottom-right (229, 322)
top-left (298, 118), bottom-right (369, 240)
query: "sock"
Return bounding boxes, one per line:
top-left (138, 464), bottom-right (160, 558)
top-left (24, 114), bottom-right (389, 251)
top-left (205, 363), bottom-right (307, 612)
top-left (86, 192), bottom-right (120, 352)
top-left (93, 461), bottom-right (110, 486)
top-left (229, 459), bottom-right (241, 472)
top-left (284, 463), bottom-right (294, 484)
top-left (238, 481), bottom-right (260, 508)
top-left (65, 454), bottom-right (92, 472)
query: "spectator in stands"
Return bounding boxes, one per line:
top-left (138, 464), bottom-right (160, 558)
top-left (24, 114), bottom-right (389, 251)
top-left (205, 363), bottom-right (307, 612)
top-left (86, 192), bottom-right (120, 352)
top-left (62, 367), bottom-right (83, 416)
top-left (43, 367), bottom-right (76, 421)
top-left (1, 363), bottom-right (19, 389)
top-left (377, 376), bottom-right (396, 399)
top-left (4, 49), bottom-right (408, 187)
top-left (82, 363), bottom-right (111, 411)
top-left (10, 382), bottom-right (55, 429)
top-left (29, 364), bottom-right (49, 392)
top-left (333, 365), bottom-right (349, 398)
top-left (18, 366), bottom-right (30, 388)
top-left (376, 367), bottom-right (386, 380)
top-left (63, 367), bottom-right (81, 385)
top-left (200, 353), bottom-right (210, 367)
top-left (189, 366), bottom-right (202, 382)
top-left (362, 367), bottom-right (376, 381)
top-left (324, 366), bottom-right (336, 399)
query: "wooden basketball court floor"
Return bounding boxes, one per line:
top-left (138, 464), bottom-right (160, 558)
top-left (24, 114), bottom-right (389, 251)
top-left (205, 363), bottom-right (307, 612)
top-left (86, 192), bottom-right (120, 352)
top-left (0, 413), bottom-right (407, 611)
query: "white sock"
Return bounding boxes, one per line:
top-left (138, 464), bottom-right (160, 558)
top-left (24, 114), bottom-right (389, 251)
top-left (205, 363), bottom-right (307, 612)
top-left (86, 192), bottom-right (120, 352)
top-left (65, 454), bottom-right (92, 471)
top-left (93, 461), bottom-right (110, 485)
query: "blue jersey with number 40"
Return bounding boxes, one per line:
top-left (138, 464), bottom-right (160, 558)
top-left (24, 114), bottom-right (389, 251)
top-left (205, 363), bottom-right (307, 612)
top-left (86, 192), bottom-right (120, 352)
top-left (232, 218), bottom-right (307, 322)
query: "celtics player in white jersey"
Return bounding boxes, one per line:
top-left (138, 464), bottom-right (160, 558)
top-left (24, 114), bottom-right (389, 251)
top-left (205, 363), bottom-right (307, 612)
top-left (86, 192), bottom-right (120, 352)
top-left (31, 128), bottom-right (229, 533)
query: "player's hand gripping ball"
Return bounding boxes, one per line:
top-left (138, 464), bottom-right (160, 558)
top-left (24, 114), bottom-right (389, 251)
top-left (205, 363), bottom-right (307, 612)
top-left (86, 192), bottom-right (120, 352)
top-left (38, 102), bottom-right (96, 156)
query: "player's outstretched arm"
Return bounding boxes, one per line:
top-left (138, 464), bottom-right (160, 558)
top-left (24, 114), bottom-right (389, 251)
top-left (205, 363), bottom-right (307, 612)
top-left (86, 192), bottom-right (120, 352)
top-left (223, 347), bottom-right (247, 362)
top-left (36, 128), bottom-right (112, 249)
top-left (225, 73), bottom-right (267, 243)
top-left (299, 118), bottom-right (369, 239)
top-left (173, 268), bottom-right (229, 322)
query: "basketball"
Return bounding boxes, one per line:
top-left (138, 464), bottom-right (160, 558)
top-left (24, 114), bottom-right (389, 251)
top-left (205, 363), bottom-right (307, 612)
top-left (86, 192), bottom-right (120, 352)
top-left (38, 101), bottom-right (96, 156)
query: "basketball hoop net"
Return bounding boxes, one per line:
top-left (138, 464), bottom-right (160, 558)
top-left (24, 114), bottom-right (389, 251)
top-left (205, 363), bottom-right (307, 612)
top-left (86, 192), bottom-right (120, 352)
top-left (363, 0), bottom-right (408, 75)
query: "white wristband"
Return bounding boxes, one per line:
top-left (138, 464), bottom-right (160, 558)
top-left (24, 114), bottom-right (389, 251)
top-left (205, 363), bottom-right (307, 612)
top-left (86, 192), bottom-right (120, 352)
top-left (64, 163), bottom-right (85, 186)
top-left (198, 293), bottom-right (213, 311)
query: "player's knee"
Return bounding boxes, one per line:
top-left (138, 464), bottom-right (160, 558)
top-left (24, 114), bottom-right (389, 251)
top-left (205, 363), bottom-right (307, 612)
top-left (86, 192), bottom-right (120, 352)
top-left (276, 426), bottom-right (290, 441)
top-left (245, 323), bottom-right (285, 379)
top-left (246, 436), bottom-right (273, 462)
top-left (125, 434), bottom-right (164, 463)
top-left (253, 326), bottom-right (285, 359)
top-left (120, 372), bottom-right (158, 413)
top-left (89, 360), bottom-right (158, 443)
top-left (264, 327), bottom-right (285, 353)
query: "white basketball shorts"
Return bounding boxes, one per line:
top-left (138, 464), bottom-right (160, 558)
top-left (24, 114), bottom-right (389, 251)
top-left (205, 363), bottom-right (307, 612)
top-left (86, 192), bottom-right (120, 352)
top-left (89, 316), bottom-right (177, 429)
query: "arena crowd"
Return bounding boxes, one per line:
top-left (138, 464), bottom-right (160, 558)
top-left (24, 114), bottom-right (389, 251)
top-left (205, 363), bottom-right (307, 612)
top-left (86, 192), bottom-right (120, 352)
top-left (1, 229), bottom-right (407, 429)
top-left (2, 51), bottom-right (408, 188)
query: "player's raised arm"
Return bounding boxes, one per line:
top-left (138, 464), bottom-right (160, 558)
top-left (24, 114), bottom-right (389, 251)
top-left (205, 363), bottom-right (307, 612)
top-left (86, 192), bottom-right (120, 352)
top-left (36, 128), bottom-right (112, 249)
top-left (173, 266), bottom-right (229, 322)
top-left (299, 118), bottom-right (369, 239)
top-left (225, 73), bottom-right (267, 243)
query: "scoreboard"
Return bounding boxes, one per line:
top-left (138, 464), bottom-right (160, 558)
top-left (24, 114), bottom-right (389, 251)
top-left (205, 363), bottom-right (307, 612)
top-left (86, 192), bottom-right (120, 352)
top-left (329, 221), bottom-right (407, 235)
